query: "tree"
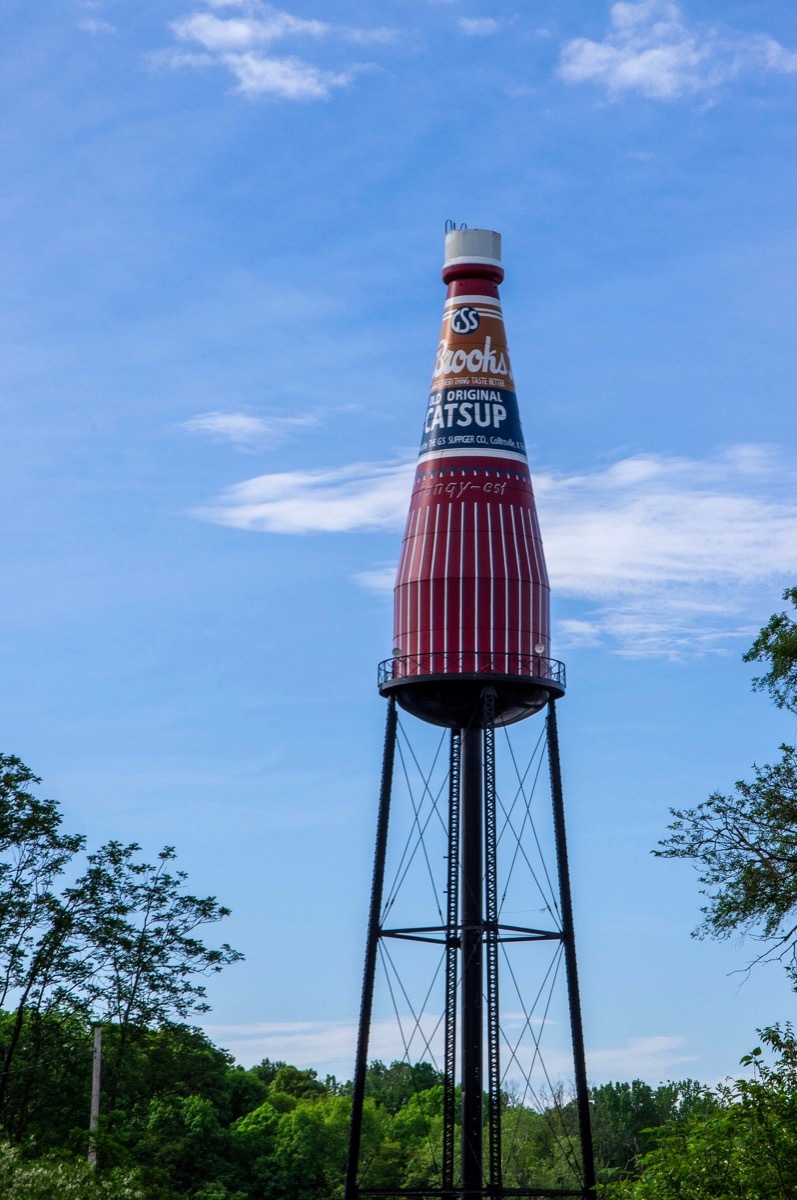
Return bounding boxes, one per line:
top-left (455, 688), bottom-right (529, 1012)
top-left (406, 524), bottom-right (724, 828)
top-left (657, 592), bottom-right (797, 985)
top-left (268, 1094), bottom-right (352, 1200)
top-left (67, 840), bottom-right (244, 1118)
top-left (657, 747), bottom-right (797, 980)
top-left (268, 1065), bottom-right (327, 1101)
top-left (590, 1079), bottom-right (713, 1181)
top-left (70, 840), bottom-right (243, 1032)
top-left (607, 1026), bottom-right (797, 1200)
top-left (0, 757), bottom-right (87, 1120)
top-left (362, 1060), bottom-right (443, 1114)
top-left (744, 586), bottom-right (797, 713)
top-left (0, 755), bottom-right (243, 1141)
top-left (0, 1141), bottom-right (145, 1199)
top-left (135, 1092), bottom-right (232, 1196)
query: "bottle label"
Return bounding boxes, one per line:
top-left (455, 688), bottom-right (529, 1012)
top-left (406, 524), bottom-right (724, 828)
top-left (418, 297), bottom-right (527, 460)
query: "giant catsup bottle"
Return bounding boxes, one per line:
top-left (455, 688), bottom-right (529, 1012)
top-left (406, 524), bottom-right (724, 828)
top-left (381, 228), bottom-right (563, 729)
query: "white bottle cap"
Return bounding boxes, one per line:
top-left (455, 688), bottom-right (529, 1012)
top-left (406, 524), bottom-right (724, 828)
top-left (443, 227), bottom-right (502, 269)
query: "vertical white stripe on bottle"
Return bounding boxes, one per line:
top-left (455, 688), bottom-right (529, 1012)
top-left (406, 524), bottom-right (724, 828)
top-left (428, 502), bottom-right (442, 670)
top-left (508, 505), bottom-right (523, 671)
top-left (486, 503), bottom-right (495, 671)
top-left (443, 502), bottom-right (453, 666)
top-left (472, 501), bottom-right (479, 667)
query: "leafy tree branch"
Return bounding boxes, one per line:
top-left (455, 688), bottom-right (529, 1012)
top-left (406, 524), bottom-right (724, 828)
top-left (657, 591), bottom-right (797, 987)
top-left (744, 586), bottom-right (797, 713)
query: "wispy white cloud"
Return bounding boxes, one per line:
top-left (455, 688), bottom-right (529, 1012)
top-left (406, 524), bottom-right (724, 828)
top-left (224, 53), bottom-right (356, 99)
top-left (513, 1033), bottom-right (697, 1087)
top-left (172, 10), bottom-right (327, 51)
top-left (537, 445), bottom-right (794, 590)
top-left (150, 48), bottom-right (215, 70)
top-left (586, 1035), bottom-right (696, 1080)
top-left (162, 0), bottom-right (396, 99)
top-left (558, 0), bottom-right (797, 100)
top-left (193, 459), bottom-right (414, 533)
top-left (528, 444), bottom-right (797, 657)
top-left (458, 17), bottom-right (502, 37)
top-left (356, 563), bottom-right (398, 593)
top-left (202, 1014), bottom-right (443, 1073)
top-left (180, 410), bottom-right (318, 448)
top-left (203, 1016), bottom-right (695, 1083)
top-left (79, 16), bottom-right (117, 34)
top-left (191, 444), bottom-right (797, 656)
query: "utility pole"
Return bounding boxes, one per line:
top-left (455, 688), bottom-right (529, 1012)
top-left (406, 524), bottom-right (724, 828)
top-left (88, 1023), bottom-right (102, 1167)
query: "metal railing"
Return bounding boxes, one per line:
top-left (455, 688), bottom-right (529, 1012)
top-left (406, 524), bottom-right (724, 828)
top-left (378, 652), bottom-right (566, 689)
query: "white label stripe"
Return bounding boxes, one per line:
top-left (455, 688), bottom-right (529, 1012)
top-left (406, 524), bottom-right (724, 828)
top-left (444, 295), bottom-right (503, 308)
top-left (417, 448), bottom-right (528, 465)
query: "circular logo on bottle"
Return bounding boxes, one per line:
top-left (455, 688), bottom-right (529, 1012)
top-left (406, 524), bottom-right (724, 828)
top-left (450, 306), bottom-right (480, 335)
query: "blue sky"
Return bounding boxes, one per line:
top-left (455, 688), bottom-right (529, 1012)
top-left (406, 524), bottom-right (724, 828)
top-left (2, 0), bottom-right (797, 1087)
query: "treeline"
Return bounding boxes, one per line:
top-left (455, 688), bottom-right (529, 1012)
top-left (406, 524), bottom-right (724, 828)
top-left (1, 1013), bottom-right (797, 1198)
top-left (0, 1009), bottom-right (723, 1198)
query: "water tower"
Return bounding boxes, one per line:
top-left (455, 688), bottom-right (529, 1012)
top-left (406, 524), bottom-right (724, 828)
top-left (345, 228), bottom-right (595, 1200)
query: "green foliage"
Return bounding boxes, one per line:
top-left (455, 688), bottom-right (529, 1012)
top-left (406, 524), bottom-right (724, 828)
top-left (389, 1084), bottom-right (444, 1190)
top-left (657, 593), bottom-right (797, 986)
top-left (134, 1093), bottom-right (231, 1195)
top-left (230, 1098), bottom-right (281, 1193)
top-left (0, 753), bottom-right (242, 1135)
top-left (225, 1068), bottom-right (268, 1122)
top-left (363, 1059), bottom-right (443, 1114)
top-left (607, 1026), bottom-right (797, 1200)
top-left (497, 1089), bottom-right (588, 1192)
top-left (744, 586), bottom-right (797, 713)
top-left (268, 1094), bottom-right (351, 1200)
top-left (69, 840), bottom-right (244, 1030)
top-left (247, 1059), bottom-right (286, 1088)
top-left (0, 755), bottom-right (90, 1121)
top-left (591, 1079), bottom-right (714, 1180)
top-left (0, 1009), bottom-right (88, 1150)
top-left (269, 1065), bottom-right (327, 1100)
top-left (0, 1019), bottom-right (786, 1200)
top-left (0, 1142), bottom-right (144, 1199)
top-left (501, 1099), bottom-right (576, 1190)
top-left (658, 745), bottom-right (797, 978)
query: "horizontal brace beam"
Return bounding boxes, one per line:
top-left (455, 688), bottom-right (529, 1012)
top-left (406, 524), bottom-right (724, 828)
top-left (381, 924), bottom-right (451, 936)
top-left (496, 933), bottom-right (563, 943)
top-left (379, 932), bottom-right (450, 946)
top-left (493, 923), bottom-right (563, 938)
top-left (379, 926), bottom-right (561, 947)
top-left (357, 1189), bottom-right (586, 1198)
top-left (494, 1191), bottom-right (588, 1197)
top-left (381, 922), bottom-right (561, 938)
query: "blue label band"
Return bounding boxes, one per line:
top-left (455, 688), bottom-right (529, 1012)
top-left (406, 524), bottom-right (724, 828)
top-left (419, 387), bottom-right (527, 457)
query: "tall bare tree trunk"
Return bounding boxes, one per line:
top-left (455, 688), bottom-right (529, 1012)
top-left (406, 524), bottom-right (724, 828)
top-left (88, 1024), bottom-right (102, 1167)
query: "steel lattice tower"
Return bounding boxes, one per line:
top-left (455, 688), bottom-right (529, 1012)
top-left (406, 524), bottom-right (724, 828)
top-left (345, 228), bottom-right (595, 1200)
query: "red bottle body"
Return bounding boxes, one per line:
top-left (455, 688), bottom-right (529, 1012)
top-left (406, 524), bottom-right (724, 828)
top-left (393, 261), bottom-right (550, 682)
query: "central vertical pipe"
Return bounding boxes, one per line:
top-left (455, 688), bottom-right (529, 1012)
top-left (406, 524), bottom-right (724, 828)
top-left (460, 722), bottom-right (484, 1196)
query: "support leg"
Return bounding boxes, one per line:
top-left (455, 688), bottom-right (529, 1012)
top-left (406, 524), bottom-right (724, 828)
top-left (460, 722), bottom-right (484, 1198)
top-left (483, 691), bottom-right (502, 1194)
top-left (345, 698), bottom-right (398, 1200)
top-left (547, 700), bottom-right (596, 1198)
top-left (442, 730), bottom-right (461, 1194)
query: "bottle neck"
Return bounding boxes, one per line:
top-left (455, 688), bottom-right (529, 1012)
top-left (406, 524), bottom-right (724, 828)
top-left (441, 262), bottom-right (504, 286)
